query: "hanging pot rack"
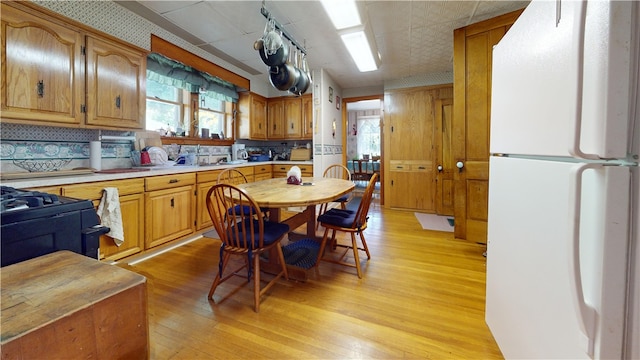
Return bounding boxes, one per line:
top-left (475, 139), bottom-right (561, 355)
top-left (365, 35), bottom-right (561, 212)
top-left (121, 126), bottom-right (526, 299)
top-left (260, 2), bottom-right (307, 55)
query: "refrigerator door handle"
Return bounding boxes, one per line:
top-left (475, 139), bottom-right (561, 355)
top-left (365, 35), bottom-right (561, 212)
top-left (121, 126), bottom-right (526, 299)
top-left (568, 162), bottom-right (599, 358)
top-left (567, 2), bottom-right (600, 161)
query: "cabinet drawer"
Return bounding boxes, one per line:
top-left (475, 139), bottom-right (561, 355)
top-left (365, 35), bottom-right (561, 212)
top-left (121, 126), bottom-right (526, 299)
top-left (63, 178), bottom-right (144, 199)
top-left (389, 161), bottom-right (431, 172)
top-left (272, 164), bottom-right (290, 174)
top-left (272, 164), bottom-right (313, 178)
top-left (197, 169), bottom-right (223, 183)
top-left (237, 166), bottom-right (254, 177)
top-left (145, 173), bottom-right (195, 191)
top-left (253, 165), bottom-right (271, 175)
top-left (298, 165), bottom-right (313, 176)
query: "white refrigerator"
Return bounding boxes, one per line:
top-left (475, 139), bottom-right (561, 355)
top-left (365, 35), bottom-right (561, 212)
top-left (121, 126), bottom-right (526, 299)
top-left (485, 0), bottom-right (639, 359)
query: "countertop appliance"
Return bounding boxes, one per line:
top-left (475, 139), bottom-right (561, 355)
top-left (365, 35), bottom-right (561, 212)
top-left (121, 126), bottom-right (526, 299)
top-left (231, 143), bottom-right (248, 162)
top-left (486, 1), bottom-right (639, 359)
top-left (0, 186), bottom-right (110, 267)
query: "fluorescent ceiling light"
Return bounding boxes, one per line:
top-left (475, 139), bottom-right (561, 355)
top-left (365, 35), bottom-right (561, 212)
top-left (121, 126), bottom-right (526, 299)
top-left (340, 30), bottom-right (378, 72)
top-left (320, 0), bottom-right (361, 30)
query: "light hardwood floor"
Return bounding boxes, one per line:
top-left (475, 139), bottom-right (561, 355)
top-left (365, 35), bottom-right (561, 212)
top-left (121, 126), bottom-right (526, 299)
top-left (122, 199), bottom-right (503, 359)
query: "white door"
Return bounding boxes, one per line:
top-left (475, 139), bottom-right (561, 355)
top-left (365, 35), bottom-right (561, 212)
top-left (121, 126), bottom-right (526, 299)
top-left (486, 156), bottom-right (630, 359)
top-left (490, 0), bottom-right (635, 159)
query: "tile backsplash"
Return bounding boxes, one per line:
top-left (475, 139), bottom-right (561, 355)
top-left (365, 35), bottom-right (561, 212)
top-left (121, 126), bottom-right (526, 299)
top-left (0, 123), bottom-right (232, 173)
top-left (0, 123), bottom-right (134, 172)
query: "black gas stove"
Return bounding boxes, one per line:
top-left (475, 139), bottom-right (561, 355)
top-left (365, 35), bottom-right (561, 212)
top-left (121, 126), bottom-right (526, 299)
top-left (1, 186), bottom-right (110, 267)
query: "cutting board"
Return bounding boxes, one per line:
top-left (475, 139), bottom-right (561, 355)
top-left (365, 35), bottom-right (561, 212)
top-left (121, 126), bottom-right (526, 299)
top-left (290, 148), bottom-right (312, 161)
top-left (135, 131), bottom-right (163, 150)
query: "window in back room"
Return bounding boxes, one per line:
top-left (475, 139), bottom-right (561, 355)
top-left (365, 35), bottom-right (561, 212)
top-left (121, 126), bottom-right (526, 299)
top-left (356, 115), bottom-right (380, 159)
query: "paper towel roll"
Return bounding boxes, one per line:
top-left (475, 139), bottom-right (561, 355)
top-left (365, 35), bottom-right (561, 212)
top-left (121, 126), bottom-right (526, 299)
top-left (90, 141), bottom-right (102, 171)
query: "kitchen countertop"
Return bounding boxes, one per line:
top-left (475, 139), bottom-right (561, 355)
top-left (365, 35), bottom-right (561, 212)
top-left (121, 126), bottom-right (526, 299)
top-left (2, 161), bottom-right (313, 189)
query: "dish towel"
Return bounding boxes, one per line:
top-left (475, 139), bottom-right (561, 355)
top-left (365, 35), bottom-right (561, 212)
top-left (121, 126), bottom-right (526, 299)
top-left (97, 187), bottom-right (125, 246)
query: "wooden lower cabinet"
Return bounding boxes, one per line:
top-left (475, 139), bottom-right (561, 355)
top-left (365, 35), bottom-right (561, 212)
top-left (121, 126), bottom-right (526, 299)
top-left (272, 164), bottom-right (313, 178)
top-left (196, 169), bottom-right (223, 230)
top-left (254, 164), bottom-right (272, 181)
top-left (144, 173), bottom-right (195, 249)
top-left (238, 166), bottom-right (255, 182)
top-left (387, 161), bottom-right (435, 211)
top-left (62, 178), bottom-right (144, 261)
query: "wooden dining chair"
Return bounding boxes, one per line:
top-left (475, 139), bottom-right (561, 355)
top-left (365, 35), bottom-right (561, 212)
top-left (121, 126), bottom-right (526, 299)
top-left (217, 168), bottom-right (248, 185)
top-left (316, 173), bottom-right (379, 278)
top-left (316, 164), bottom-right (352, 230)
top-left (205, 183), bottom-right (289, 312)
top-left (217, 168), bottom-right (269, 218)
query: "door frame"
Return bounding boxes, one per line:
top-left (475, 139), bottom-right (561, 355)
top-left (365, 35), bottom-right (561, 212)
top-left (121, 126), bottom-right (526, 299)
top-left (342, 95), bottom-right (384, 205)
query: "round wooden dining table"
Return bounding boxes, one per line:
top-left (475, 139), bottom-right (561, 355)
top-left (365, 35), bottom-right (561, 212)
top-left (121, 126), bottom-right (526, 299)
top-left (236, 176), bottom-right (355, 238)
top-left (236, 177), bottom-right (355, 280)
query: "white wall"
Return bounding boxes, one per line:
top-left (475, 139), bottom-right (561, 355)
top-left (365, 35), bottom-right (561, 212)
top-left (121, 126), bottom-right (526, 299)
top-left (311, 69), bottom-right (343, 176)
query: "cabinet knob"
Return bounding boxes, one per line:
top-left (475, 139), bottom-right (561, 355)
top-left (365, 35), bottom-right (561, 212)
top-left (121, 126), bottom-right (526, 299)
top-left (437, 165), bottom-right (443, 172)
top-left (456, 161), bottom-right (464, 172)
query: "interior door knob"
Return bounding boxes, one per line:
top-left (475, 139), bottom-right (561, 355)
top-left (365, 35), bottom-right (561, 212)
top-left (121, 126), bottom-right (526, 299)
top-left (437, 165), bottom-right (443, 172)
top-left (456, 161), bottom-right (464, 172)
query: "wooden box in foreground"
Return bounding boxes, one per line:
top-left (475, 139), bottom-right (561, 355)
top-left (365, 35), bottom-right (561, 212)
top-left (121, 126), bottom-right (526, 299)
top-left (1, 251), bottom-right (149, 359)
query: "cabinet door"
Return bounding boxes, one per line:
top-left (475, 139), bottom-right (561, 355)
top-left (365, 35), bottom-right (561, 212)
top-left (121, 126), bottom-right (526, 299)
top-left (100, 192), bottom-right (144, 261)
top-left (196, 181), bottom-right (215, 230)
top-left (267, 99), bottom-right (284, 139)
top-left (145, 185), bottom-right (194, 248)
top-left (237, 92), bottom-right (267, 140)
top-left (1, 4), bottom-right (84, 125)
top-left (388, 165), bottom-right (435, 211)
top-left (251, 95), bottom-right (268, 139)
top-left (384, 87), bottom-right (443, 212)
top-left (284, 97), bottom-right (302, 139)
top-left (302, 95), bottom-right (313, 139)
top-left (62, 179), bottom-right (145, 261)
top-left (85, 36), bottom-right (145, 129)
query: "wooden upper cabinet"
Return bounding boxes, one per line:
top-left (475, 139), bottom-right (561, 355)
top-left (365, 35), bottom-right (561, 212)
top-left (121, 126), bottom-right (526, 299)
top-left (268, 96), bottom-right (308, 140)
top-left (284, 97), bottom-right (302, 139)
top-left (237, 92), bottom-right (267, 140)
top-left (1, 1), bottom-right (146, 130)
top-left (267, 98), bottom-right (285, 139)
top-left (302, 94), bottom-right (313, 140)
top-left (85, 36), bottom-right (146, 129)
top-left (1, 3), bottom-right (84, 125)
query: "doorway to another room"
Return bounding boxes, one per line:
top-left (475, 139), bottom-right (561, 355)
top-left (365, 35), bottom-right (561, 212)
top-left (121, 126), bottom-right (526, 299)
top-left (344, 98), bottom-right (382, 200)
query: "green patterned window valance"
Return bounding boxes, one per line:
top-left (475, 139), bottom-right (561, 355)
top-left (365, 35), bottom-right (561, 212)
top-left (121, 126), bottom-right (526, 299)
top-left (146, 53), bottom-right (239, 103)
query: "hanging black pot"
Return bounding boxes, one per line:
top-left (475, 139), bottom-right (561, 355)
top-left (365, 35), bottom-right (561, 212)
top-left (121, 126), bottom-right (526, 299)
top-left (269, 63), bottom-right (298, 91)
top-left (257, 35), bottom-right (289, 67)
top-left (289, 68), bottom-right (309, 96)
top-left (260, 45), bottom-right (288, 67)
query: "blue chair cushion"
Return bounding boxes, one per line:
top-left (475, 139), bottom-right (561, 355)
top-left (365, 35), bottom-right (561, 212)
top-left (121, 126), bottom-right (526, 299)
top-left (234, 219), bottom-right (290, 247)
top-left (281, 238), bottom-right (320, 269)
top-left (326, 208), bottom-right (356, 217)
top-left (318, 210), bottom-right (356, 227)
top-left (230, 205), bottom-right (270, 216)
top-left (335, 195), bottom-right (349, 203)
